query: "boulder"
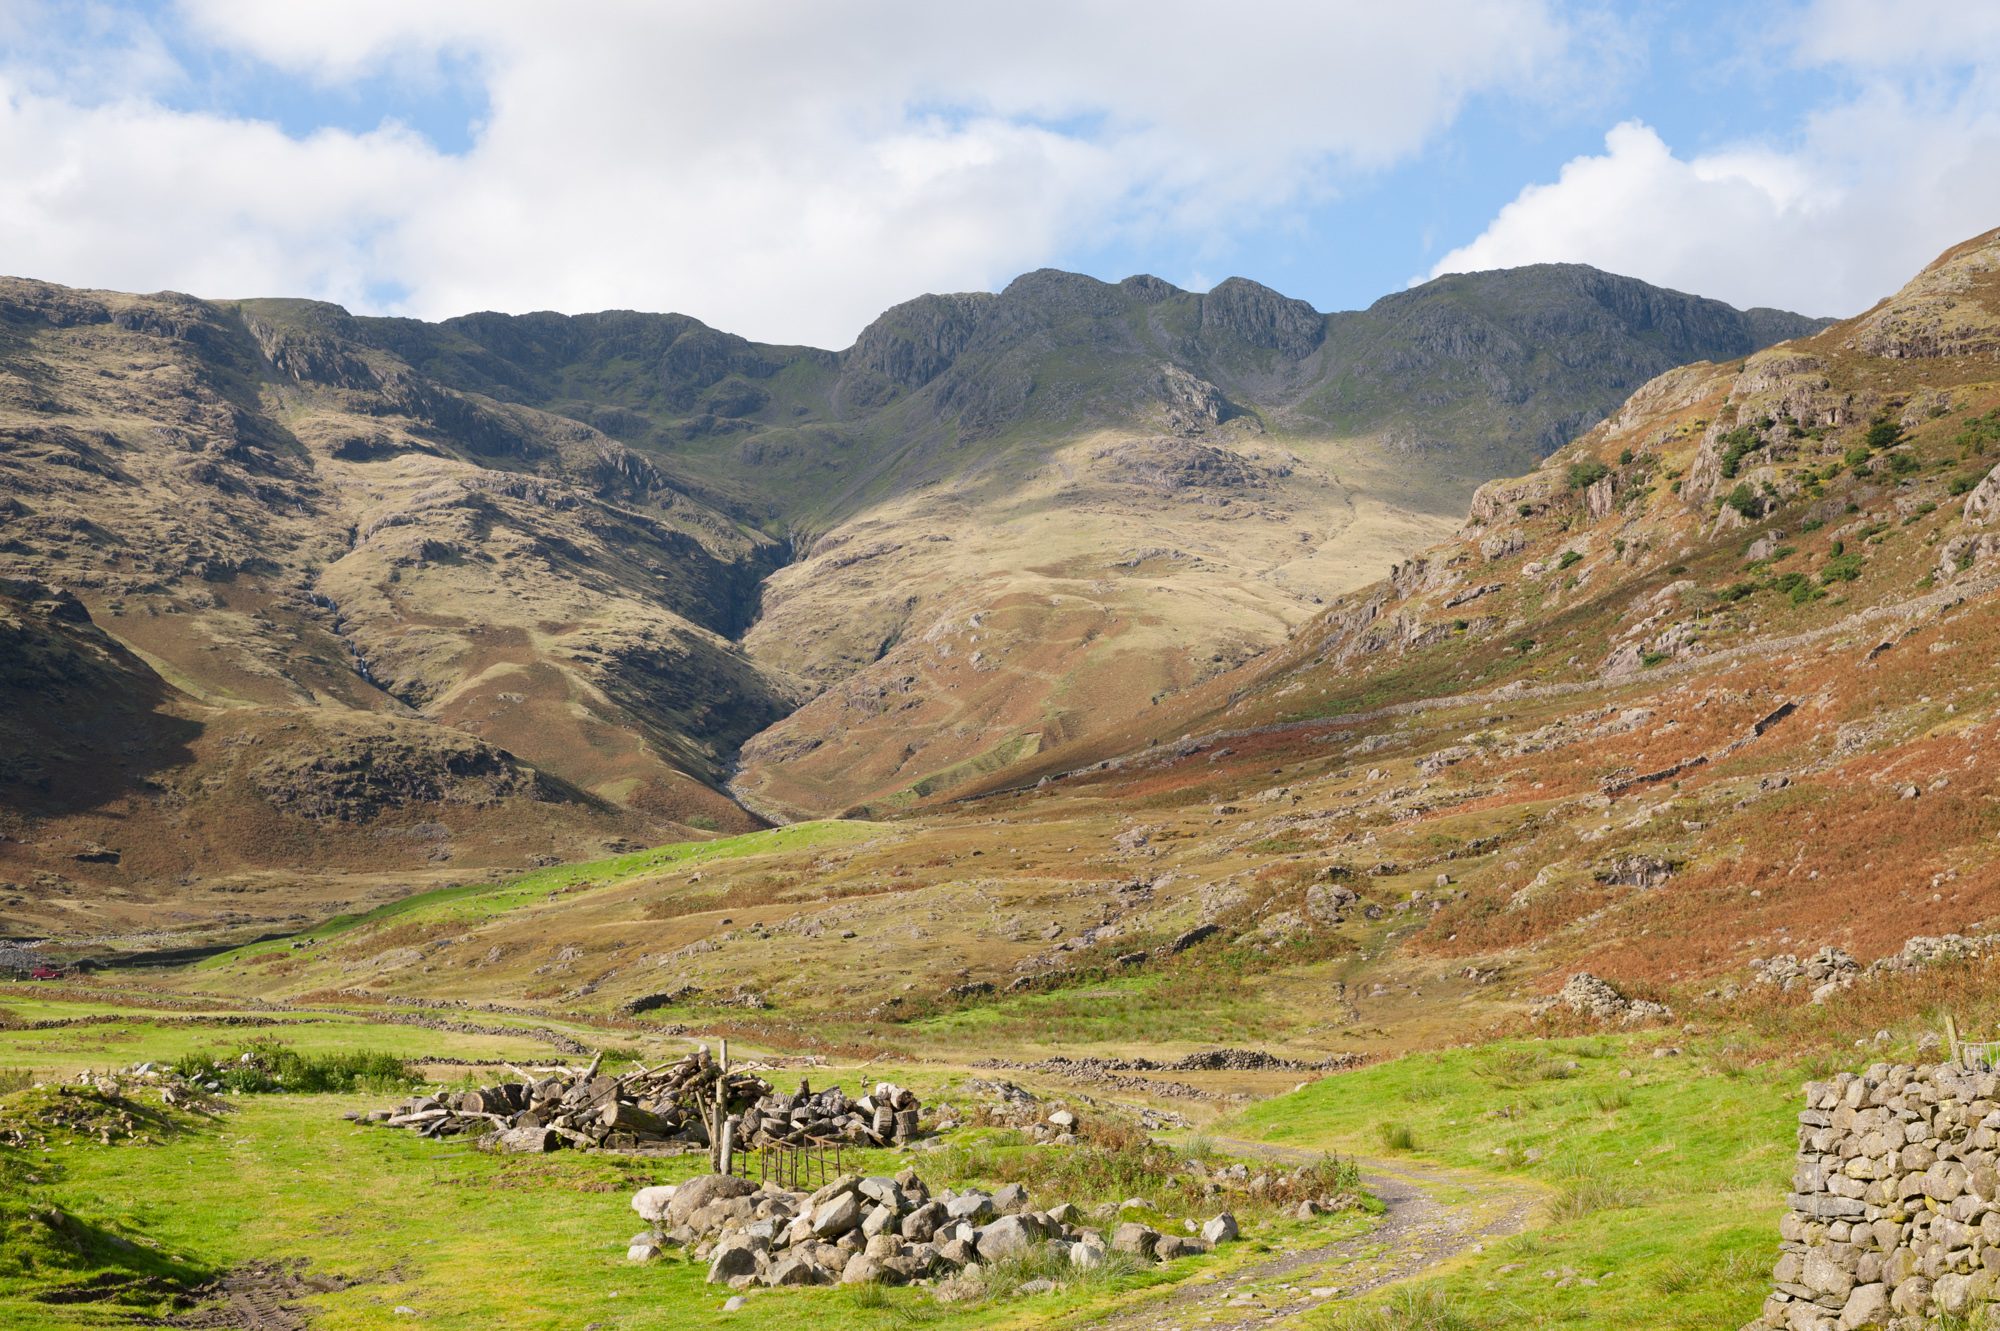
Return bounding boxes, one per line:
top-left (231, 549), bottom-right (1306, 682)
top-left (707, 1244), bottom-right (761, 1284)
top-left (858, 1177), bottom-right (907, 1209)
top-left (668, 1174), bottom-right (758, 1226)
top-left (992, 1182), bottom-right (1030, 1215)
top-left (902, 1200), bottom-right (944, 1242)
top-left (1200, 1213), bottom-right (1238, 1245)
top-left (860, 1204), bottom-right (896, 1239)
top-left (1154, 1235), bottom-right (1209, 1260)
top-left (812, 1191), bottom-right (862, 1239)
top-left (762, 1256), bottom-right (831, 1287)
top-left (631, 1185), bottom-right (678, 1222)
top-left (945, 1193), bottom-right (995, 1223)
top-left (1111, 1222), bottom-right (1161, 1259)
top-left (975, 1213), bottom-right (1047, 1262)
top-left (839, 1253), bottom-right (884, 1285)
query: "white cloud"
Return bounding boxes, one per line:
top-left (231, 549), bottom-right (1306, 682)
top-left (0, 0), bottom-right (1572, 346)
top-left (1431, 8), bottom-right (2000, 318)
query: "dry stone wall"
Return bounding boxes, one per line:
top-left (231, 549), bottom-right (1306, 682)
top-left (1748, 1062), bottom-right (2000, 1331)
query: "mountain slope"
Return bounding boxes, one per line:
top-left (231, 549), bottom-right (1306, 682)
top-left (181, 229), bottom-right (2000, 1072)
top-left (0, 264), bottom-right (1823, 936)
top-left (350, 265), bottom-right (1818, 816)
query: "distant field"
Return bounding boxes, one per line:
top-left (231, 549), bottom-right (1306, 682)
top-left (198, 819), bottom-right (891, 971)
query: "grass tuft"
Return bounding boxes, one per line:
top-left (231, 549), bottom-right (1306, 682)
top-left (1376, 1121), bottom-right (1418, 1152)
top-left (1333, 1284), bottom-right (1513, 1330)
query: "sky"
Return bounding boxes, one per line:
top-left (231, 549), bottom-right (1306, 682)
top-left (1, 1), bottom-right (1997, 348)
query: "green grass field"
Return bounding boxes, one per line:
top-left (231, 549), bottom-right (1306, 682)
top-left (0, 995), bottom-right (1813, 1329)
top-left (1225, 1035), bottom-right (1794, 1329)
top-left (196, 820), bottom-right (891, 971)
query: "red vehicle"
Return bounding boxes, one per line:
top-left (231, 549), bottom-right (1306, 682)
top-left (28, 965), bottom-right (63, 981)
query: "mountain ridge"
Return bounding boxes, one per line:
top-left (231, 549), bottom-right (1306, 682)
top-left (0, 259), bottom-right (1828, 936)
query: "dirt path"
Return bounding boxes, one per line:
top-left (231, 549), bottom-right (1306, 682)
top-left (1083, 1138), bottom-right (1543, 1329)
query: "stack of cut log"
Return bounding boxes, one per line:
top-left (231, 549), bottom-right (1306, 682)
top-left (348, 1051), bottom-right (925, 1155)
top-left (350, 1048), bottom-right (774, 1153)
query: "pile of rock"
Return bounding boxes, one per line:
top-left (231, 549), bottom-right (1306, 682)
top-left (1744, 1062), bottom-right (2000, 1330)
top-left (351, 1049), bottom-right (923, 1154)
top-left (1530, 972), bottom-right (1672, 1026)
top-left (1751, 947), bottom-right (1862, 1001)
top-left (1749, 935), bottom-right (2000, 1006)
top-left (1028, 1108), bottom-right (1079, 1144)
top-left (627, 1171), bottom-right (1237, 1291)
top-left (741, 1080), bottom-right (921, 1149)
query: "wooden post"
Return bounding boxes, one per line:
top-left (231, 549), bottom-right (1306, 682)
top-left (712, 1039), bottom-right (731, 1174)
top-left (1947, 1012), bottom-right (1963, 1066)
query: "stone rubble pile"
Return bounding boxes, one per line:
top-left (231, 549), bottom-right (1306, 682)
top-left (1752, 947), bottom-right (1861, 1000)
top-left (1529, 972), bottom-right (1673, 1025)
top-left (349, 1049), bottom-right (922, 1154)
top-left (1748, 935), bottom-right (2000, 1005)
top-left (625, 1169), bottom-right (1239, 1292)
top-left (1746, 1062), bottom-right (2000, 1331)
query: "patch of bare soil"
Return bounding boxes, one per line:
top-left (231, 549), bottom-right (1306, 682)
top-left (159, 1261), bottom-right (359, 1331)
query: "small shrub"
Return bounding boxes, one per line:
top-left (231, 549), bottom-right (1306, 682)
top-left (1822, 551), bottom-right (1864, 584)
top-left (1717, 425), bottom-right (1762, 478)
top-left (1640, 650), bottom-right (1670, 668)
top-left (1618, 448), bottom-right (1634, 465)
top-left (1724, 483), bottom-right (1759, 517)
top-left (0, 1068), bottom-right (36, 1095)
top-left (1566, 460), bottom-right (1611, 491)
top-left (1556, 550), bottom-right (1583, 570)
top-left (1955, 410), bottom-right (2000, 456)
top-left (1865, 414), bottom-right (1905, 450)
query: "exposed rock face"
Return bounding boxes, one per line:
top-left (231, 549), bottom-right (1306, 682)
top-left (1852, 230), bottom-right (2000, 360)
top-left (844, 292), bottom-right (995, 394)
top-left (1199, 277), bottom-right (1325, 359)
top-left (1095, 437), bottom-right (1266, 493)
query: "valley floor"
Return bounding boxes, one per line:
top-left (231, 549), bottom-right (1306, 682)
top-left (0, 983), bottom-right (1835, 1330)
